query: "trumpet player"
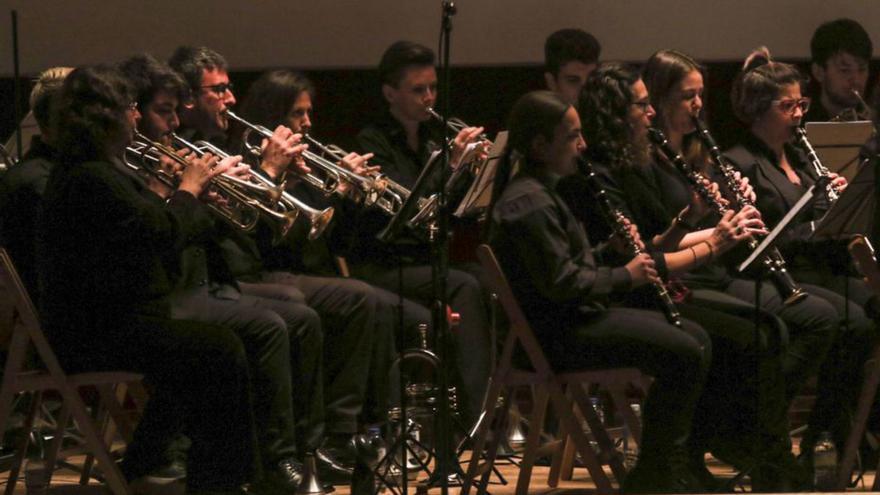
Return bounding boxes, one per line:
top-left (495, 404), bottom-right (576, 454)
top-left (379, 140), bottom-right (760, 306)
top-left (40, 65), bottom-right (260, 495)
top-left (170, 46), bottom-right (382, 483)
top-left (236, 69), bottom-right (434, 417)
top-left (351, 40), bottom-right (493, 427)
top-left (725, 47), bottom-right (879, 476)
top-left (0, 66), bottom-right (71, 298)
top-left (120, 53), bottom-right (334, 492)
top-left (805, 18), bottom-right (873, 124)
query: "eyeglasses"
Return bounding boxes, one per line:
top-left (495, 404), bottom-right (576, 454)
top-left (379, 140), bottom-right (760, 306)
top-left (631, 100), bottom-right (652, 112)
top-left (772, 97), bottom-right (811, 114)
top-left (199, 82), bottom-right (234, 96)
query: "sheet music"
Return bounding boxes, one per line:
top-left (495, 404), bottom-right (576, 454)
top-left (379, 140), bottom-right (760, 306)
top-left (454, 131), bottom-right (508, 218)
top-left (738, 185), bottom-right (816, 273)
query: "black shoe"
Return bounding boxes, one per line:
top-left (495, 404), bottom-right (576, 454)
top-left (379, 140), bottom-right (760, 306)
top-left (623, 447), bottom-right (704, 494)
top-left (315, 447), bottom-right (354, 483)
top-left (251, 458), bottom-right (305, 494)
top-left (147, 459), bottom-right (187, 480)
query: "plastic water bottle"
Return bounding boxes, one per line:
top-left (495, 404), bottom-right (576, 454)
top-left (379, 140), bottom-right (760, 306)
top-left (812, 431), bottom-right (837, 491)
top-left (624, 404), bottom-right (641, 469)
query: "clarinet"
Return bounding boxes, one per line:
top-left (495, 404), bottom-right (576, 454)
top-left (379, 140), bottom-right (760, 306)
top-left (649, 126), bottom-right (807, 306)
top-left (578, 158), bottom-right (683, 327)
top-left (794, 127), bottom-right (840, 204)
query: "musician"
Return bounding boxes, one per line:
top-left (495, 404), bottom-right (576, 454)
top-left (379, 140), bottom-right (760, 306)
top-left (543, 28), bottom-right (601, 105)
top-left (119, 53), bottom-right (336, 489)
top-left (725, 47), bottom-right (879, 474)
top-left (0, 67), bottom-right (71, 298)
top-left (40, 65), bottom-right (258, 495)
top-left (489, 90), bottom-right (710, 493)
top-left (805, 18), bottom-right (873, 123)
top-left (235, 69), bottom-right (435, 415)
top-left (169, 46), bottom-right (381, 477)
top-left (352, 40), bottom-right (492, 426)
top-left (558, 61), bottom-right (805, 489)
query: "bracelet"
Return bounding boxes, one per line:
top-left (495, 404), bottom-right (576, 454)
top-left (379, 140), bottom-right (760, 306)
top-left (703, 241), bottom-right (715, 262)
top-left (675, 212), bottom-right (697, 232)
top-left (688, 246), bottom-right (697, 265)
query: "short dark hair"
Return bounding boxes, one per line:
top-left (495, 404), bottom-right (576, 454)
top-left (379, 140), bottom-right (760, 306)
top-left (731, 47), bottom-right (804, 125)
top-left (119, 53), bottom-right (188, 110)
top-left (579, 62), bottom-right (642, 168)
top-left (239, 69), bottom-right (315, 129)
top-left (811, 18), bottom-right (872, 66)
top-left (168, 45), bottom-right (228, 90)
top-left (53, 65), bottom-right (134, 164)
top-left (544, 29), bottom-right (601, 77)
top-left (378, 41), bottom-right (434, 88)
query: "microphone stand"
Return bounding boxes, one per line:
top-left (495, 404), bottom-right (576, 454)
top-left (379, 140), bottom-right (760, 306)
top-left (430, 4), bottom-right (456, 495)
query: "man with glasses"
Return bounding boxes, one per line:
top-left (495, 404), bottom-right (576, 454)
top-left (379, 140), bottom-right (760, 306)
top-left (170, 46), bottom-right (385, 486)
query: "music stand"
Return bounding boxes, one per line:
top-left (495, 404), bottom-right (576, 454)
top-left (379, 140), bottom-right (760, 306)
top-left (805, 121), bottom-right (874, 183)
top-left (810, 158), bottom-right (877, 242)
top-left (454, 131), bottom-right (508, 219)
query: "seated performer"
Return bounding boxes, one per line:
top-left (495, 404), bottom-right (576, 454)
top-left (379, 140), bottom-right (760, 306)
top-left (119, 53), bottom-right (329, 491)
top-left (0, 66), bottom-right (71, 298)
top-left (543, 28), bottom-right (601, 105)
top-left (351, 40), bottom-right (492, 427)
top-left (725, 47), bottom-right (878, 477)
top-left (39, 65), bottom-right (258, 495)
top-left (488, 89), bottom-right (710, 493)
top-left (234, 69), bottom-right (434, 416)
top-left (560, 61), bottom-right (798, 490)
top-left (805, 18), bottom-right (873, 123)
top-left (169, 46), bottom-right (382, 479)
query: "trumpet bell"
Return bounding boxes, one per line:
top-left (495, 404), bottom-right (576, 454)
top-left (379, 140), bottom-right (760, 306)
top-left (306, 206), bottom-right (335, 241)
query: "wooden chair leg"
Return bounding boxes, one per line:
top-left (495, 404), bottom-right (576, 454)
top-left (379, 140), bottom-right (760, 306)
top-left (838, 348), bottom-right (880, 490)
top-left (514, 385), bottom-right (548, 495)
top-left (4, 391), bottom-right (43, 495)
top-left (570, 382), bottom-right (626, 482)
top-left (462, 375), bottom-right (507, 495)
top-left (547, 383), bottom-right (614, 494)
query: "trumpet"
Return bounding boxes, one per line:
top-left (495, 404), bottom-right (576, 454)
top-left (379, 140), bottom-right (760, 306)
top-left (126, 132), bottom-right (290, 234)
top-left (302, 133), bottom-right (421, 216)
top-left (425, 107), bottom-right (488, 142)
top-left (225, 110), bottom-right (364, 201)
top-left (171, 132), bottom-right (334, 241)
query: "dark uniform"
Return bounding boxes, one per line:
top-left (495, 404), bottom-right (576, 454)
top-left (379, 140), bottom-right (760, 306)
top-left (40, 157), bottom-right (258, 491)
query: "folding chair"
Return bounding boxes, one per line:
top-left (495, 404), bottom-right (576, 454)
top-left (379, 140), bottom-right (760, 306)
top-left (0, 248), bottom-right (144, 494)
top-left (462, 244), bottom-right (643, 495)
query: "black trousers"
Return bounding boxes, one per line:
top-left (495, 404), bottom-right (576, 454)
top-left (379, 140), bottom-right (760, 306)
top-left (351, 262), bottom-right (492, 427)
top-left (172, 287), bottom-right (321, 459)
top-left (542, 308), bottom-right (710, 462)
top-left (788, 272), bottom-right (879, 449)
top-left (260, 271), bottom-right (378, 435)
top-left (51, 316), bottom-right (257, 492)
top-left (676, 292), bottom-right (789, 463)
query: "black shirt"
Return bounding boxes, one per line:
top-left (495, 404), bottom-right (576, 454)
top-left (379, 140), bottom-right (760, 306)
top-left (350, 111), bottom-right (444, 265)
top-left (0, 135), bottom-right (56, 297)
top-left (489, 168), bottom-right (631, 336)
top-left (40, 157), bottom-right (213, 334)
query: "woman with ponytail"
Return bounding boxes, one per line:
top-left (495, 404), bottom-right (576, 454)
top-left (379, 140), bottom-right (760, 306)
top-left (726, 47), bottom-right (878, 477)
top-left (488, 90), bottom-right (711, 493)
